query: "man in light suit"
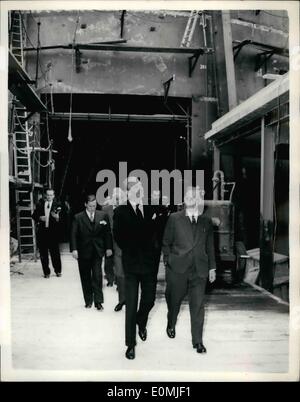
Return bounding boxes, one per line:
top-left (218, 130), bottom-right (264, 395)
top-left (32, 188), bottom-right (62, 278)
top-left (70, 194), bottom-right (113, 310)
top-left (162, 186), bottom-right (216, 354)
top-left (113, 177), bottom-right (157, 360)
top-left (102, 187), bottom-right (126, 312)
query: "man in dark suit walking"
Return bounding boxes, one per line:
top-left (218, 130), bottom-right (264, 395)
top-left (70, 194), bottom-right (113, 310)
top-left (32, 188), bottom-right (62, 278)
top-left (151, 190), bottom-right (171, 278)
top-left (113, 177), bottom-right (157, 360)
top-left (162, 186), bottom-right (216, 354)
top-left (102, 187), bottom-right (126, 312)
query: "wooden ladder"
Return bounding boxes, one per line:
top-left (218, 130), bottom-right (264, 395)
top-left (180, 10), bottom-right (200, 48)
top-left (13, 102), bottom-right (37, 262)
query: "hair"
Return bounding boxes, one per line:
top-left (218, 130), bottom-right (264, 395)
top-left (184, 185), bottom-right (204, 195)
top-left (84, 194), bottom-right (96, 204)
top-left (45, 188), bottom-right (55, 194)
top-left (123, 176), bottom-right (140, 191)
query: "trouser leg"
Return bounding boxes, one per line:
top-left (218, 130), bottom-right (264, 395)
top-left (78, 259), bottom-right (93, 305)
top-left (104, 256), bottom-right (115, 284)
top-left (91, 255), bottom-right (103, 304)
top-left (38, 234), bottom-right (50, 276)
top-left (165, 267), bottom-right (188, 328)
top-left (136, 273), bottom-right (157, 330)
top-left (49, 240), bottom-right (62, 274)
top-left (116, 275), bottom-right (126, 304)
top-left (125, 273), bottom-right (139, 347)
top-left (188, 278), bottom-right (207, 346)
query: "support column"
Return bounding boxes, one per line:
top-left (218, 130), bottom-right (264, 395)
top-left (221, 11), bottom-right (237, 110)
top-left (213, 143), bottom-right (220, 172)
top-left (259, 117), bottom-right (275, 292)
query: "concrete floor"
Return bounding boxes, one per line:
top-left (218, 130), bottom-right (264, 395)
top-left (5, 247), bottom-right (290, 381)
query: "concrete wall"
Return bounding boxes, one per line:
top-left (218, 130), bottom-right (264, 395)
top-left (25, 10), bottom-right (208, 97)
top-left (23, 9), bottom-right (289, 180)
top-left (25, 10), bottom-right (217, 170)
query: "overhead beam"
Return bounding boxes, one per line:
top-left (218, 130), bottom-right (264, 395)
top-left (24, 43), bottom-right (213, 55)
top-left (49, 112), bottom-right (187, 123)
top-left (204, 73), bottom-right (289, 141)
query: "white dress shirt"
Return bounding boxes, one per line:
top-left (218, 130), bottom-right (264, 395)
top-left (129, 200), bottom-right (144, 217)
top-left (44, 200), bottom-right (53, 228)
top-left (86, 210), bottom-right (95, 222)
top-left (186, 209), bottom-right (199, 223)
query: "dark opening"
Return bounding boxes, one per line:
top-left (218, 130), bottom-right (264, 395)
top-left (40, 94), bottom-right (190, 213)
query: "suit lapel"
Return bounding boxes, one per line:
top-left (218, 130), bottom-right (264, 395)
top-left (82, 210), bottom-right (93, 231)
top-left (127, 202), bottom-right (139, 221)
top-left (179, 211), bottom-right (194, 245)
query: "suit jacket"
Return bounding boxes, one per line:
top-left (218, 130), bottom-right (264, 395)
top-left (102, 204), bottom-right (123, 276)
top-left (32, 199), bottom-right (61, 238)
top-left (152, 204), bottom-right (171, 249)
top-left (162, 210), bottom-right (216, 278)
top-left (113, 203), bottom-right (157, 274)
top-left (70, 210), bottom-right (113, 259)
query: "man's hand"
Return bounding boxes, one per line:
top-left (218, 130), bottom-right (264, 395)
top-left (51, 212), bottom-right (59, 221)
top-left (39, 216), bottom-right (46, 222)
top-left (209, 268), bottom-right (216, 283)
top-left (72, 250), bottom-right (78, 260)
top-left (106, 249), bottom-right (113, 258)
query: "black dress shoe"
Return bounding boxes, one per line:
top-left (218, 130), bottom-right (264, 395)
top-left (107, 282), bottom-right (113, 287)
top-left (85, 303), bottom-right (92, 308)
top-left (138, 327), bottom-right (147, 341)
top-left (194, 343), bottom-right (207, 353)
top-left (95, 303), bottom-right (104, 311)
top-left (44, 275), bottom-right (50, 278)
top-left (56, 273), bottom-right (62, 277)
top-left (125, 347), bottom-right (135, 360)
top-left (166, 326), bottom-right (176, 338)
top-left (114, 302), bottom-right (125, 312)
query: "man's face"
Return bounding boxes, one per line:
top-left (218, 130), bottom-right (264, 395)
top-left (127, 180), bottom-right (144, 203)
top-left (151, 190), bottom-right (160, 205)
top-left (184, 188), bottom-right (203, 209)
top-left (85, 199), bottom-right (97, 213)
top-left (46, 190), bottom-right (55, 202)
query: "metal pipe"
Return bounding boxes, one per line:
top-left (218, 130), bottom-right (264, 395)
top-left (49, 112), bottom-right (187, 123)
top-left (212, 170), bottom-right (225, 200)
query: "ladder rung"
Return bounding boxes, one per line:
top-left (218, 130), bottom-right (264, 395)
top-left (20, 226), bottom-right (34, 229)
top-left (18, 207), bottom-right (32, 210)
top-left (20, 235), bottom-right (34, 238)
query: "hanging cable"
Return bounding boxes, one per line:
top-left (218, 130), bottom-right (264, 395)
top-left (68, 11), bottom-right (81, 143)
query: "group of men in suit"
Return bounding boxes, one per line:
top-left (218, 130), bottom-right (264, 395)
top-left (32, 178), bottom-right (216, 360)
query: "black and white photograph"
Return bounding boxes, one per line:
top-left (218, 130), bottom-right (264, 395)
top-left (0, 0), bottom-right (299, 383)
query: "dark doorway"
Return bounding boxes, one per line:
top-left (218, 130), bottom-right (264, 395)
top-left (41, 94), bottom-right (190, 214)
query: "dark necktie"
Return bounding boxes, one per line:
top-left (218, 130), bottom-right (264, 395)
top-left (191, 215), bottom-right (197, 239)
top-left (135, 204), bottom-right (144, 220)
